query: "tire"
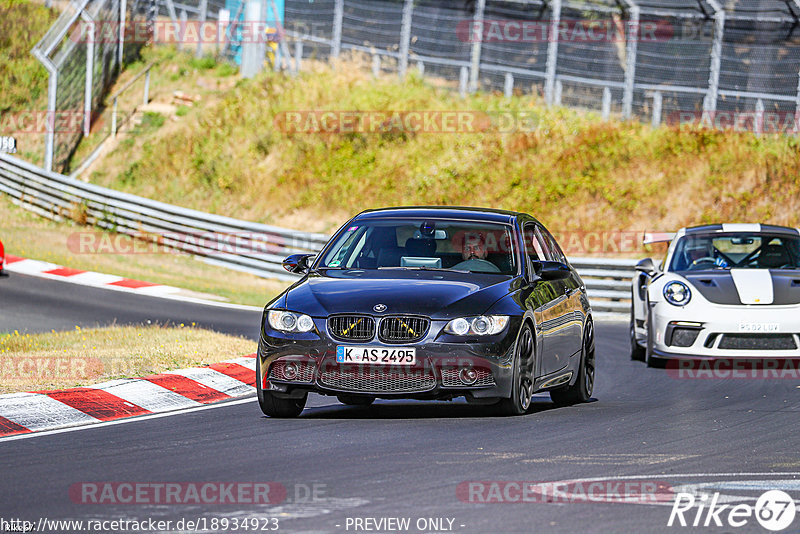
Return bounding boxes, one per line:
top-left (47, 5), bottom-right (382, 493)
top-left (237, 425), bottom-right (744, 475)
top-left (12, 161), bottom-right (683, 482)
top-left (630, 307), bottom-right (646, 362)
top-left (496, 324), bottom-right (535, 416)
top-left (337, 395), bottom-right (375, 406)
top-left (551, 319), bottom-right (595, 406)
top-left (256, 358), bottom-right (307, 417)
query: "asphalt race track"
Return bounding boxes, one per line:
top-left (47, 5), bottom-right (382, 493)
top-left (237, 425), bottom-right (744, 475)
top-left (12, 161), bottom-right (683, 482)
top-left (0, 273), bottom-right (263, 338)
top-left (2, 274), bottom-right (800, 533)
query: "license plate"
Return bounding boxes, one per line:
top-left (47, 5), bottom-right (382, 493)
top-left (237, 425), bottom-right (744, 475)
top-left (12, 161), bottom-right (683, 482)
top-left (336, 346), bottom-right (416, 365)
top-left (738, 322), bottom-right (780, 333)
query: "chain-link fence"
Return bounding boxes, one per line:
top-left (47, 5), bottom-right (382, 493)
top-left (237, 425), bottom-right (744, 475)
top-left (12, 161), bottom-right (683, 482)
top-left (32, 0), bottom-right (151, 172)
top-left (282, 0), bottom-right (800, 134)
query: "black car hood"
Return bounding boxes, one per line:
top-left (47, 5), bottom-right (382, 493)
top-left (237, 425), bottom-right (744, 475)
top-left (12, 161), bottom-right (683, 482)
top-left (682, 270), bottom-right (800, 305)
top-left (283, 269), bottom-right (514, 318)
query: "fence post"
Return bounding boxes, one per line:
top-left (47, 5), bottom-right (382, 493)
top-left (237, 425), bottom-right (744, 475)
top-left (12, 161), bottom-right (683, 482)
top-left (240, 0), bottom-right (263, 77)
top-left (295, 40), bottom-right (303, 73)
top-left (602, 87), bottom-right (611, 120)
top-left (372, 54), bottom-right (380, 77)
top-left (651, 91), bottom-right (662, 127)
top-left (143, 68), bottom-right (151, 104)
top-left (331, 0), bottom-right (343, 60)
top-left (218, 9), bottom-right (230, 54)
top-left (117, 0), bottom-right (126, 66)
top-left (504, 72), bottom-right (514, 98)
top-left (83, 14), bottom-right (95, 137)
top-left (178, 10), bottom-right (187, 51)
top-left (704, 0), bottom-right (725, 113)
top-left (469, 0), bottom-right (485, 93)
top-left (398, 0), bottom-right (413, 78)
top-left (417, 60), bottom-right (424, 77)
top-left (112, 97), bottom-right (118, 137)
top-left (795, 66), bottom-right (800, 136)
top-left (754, 98), bottom-right (764, 136)
top-left (44, 68), bottom-right (57, 172)
top-left (195, 0), bottom-right (208, 58)
top-left (459, 66), bottom-right (468, 97)
top-left (622, 1), bottom-right (639, 120)
top-left (554, 79), bottom-right (563, 106)
top-left (544, 0), bottom-right (562, 105)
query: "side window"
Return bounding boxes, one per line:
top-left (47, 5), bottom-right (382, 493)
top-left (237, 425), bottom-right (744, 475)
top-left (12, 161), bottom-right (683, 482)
top-left (523, 223), bottom-right (547, 261)
top-left (541, 228), bottom-right (567, 263)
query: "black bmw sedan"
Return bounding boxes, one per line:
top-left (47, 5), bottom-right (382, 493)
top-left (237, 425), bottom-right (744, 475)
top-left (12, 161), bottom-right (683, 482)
top-left (257, 207), bottom-right (594, 417)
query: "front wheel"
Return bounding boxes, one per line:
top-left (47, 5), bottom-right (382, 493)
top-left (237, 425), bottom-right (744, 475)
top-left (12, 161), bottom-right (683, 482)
top-left (256, 358), bottom-right (307, 417)
top-left (496, 324), bottom-right (534, 416)
top-left (551, 319), bottom-right (595, 406)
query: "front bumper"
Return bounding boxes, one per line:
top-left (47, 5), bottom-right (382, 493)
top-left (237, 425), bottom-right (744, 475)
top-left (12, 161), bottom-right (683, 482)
top-left (257, 317), bottom-right (520, 400)
top-left (650, 302), bottom-right (800, 360)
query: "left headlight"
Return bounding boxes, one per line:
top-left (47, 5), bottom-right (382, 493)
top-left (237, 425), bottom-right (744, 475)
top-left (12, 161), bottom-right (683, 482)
top-left (268, 310), bottom-right (315, 333)
top-left (444, 315), bottom-right (510, 336)
top-left (663, 281), bottom-right (692, 306)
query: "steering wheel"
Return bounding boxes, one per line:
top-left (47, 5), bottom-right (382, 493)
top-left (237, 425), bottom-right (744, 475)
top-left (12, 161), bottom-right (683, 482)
top-left (690, 257), bottom-right (717, 268)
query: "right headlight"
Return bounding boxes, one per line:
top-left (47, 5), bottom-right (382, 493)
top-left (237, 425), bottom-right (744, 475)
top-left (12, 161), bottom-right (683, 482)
top-left (444, 316), bottom-right (509, 336)
top-left (663, 281), bottom-right (691, 306)
top-left (267, 310), bottom-right (315, 333)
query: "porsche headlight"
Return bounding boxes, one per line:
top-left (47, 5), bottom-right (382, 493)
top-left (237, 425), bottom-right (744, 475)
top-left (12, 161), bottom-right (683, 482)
top-left (663, 281), bottom-right (692, 306)
top-left (444, 316), bottom-right (509, 336)
top-left (268, 310), bottom-right (315, 333)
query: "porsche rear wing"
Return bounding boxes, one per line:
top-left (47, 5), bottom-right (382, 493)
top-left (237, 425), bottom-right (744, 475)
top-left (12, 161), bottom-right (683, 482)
top-left (643, 232), bottom-right (676, 245)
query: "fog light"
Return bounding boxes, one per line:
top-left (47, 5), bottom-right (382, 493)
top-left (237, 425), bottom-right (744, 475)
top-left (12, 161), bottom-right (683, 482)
top-left (284, 362), bottom-right (299, 380)
top-left (459, 367), bottom-right (478, 385)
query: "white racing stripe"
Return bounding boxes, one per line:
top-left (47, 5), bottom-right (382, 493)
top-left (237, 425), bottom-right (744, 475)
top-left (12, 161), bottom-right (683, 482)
top-left (165, 367), bottom-right (255, 397)
top-left (89, 379), bottom-right (202, 412)
top-left (730, 269), bottom-right (774, 304)
top-left (0, 392), bottom-right (100, 431)
top-left (722, 223), bottom-right (762, 233)
top-left (5, 259), bottom-right (60, 275)
top-left (67, 272), bottom-right (124, 285)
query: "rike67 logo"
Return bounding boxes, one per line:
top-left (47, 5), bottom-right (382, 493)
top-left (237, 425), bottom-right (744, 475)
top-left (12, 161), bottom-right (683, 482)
top-left (669, 490), bottom-right (796, 531)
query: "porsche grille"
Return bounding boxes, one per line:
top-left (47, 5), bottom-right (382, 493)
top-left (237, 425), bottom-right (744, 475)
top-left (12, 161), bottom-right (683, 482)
top-left (378, 317), bottom-right (430, 343)
top-left (717, 334), bottom-right (797, 351)
top-left (328, 315), bottom-right (375, 341)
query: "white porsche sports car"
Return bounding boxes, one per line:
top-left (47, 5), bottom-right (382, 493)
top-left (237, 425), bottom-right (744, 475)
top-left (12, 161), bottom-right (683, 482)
top-left (631, 224), bottom-right (800, 366)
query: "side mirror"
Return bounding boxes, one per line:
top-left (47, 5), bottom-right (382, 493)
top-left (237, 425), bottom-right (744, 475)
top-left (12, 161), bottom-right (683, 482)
top-left (282, 253), bottom-right (315, 274)
top-left (533, 260), bottom-right (571, 281)
top-left (635, 257), bottom-right (656, 275)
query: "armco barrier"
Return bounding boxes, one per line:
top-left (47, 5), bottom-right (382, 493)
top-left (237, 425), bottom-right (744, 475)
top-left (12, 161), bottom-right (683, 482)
top-left (0, 153), bottom-right (635, 315)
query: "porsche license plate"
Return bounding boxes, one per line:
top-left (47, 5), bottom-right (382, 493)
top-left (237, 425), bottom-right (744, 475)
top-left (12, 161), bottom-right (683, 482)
top-left (738, 322), bottom-right (780, 333)
top-left (336, 346), bottom-right (416, 365)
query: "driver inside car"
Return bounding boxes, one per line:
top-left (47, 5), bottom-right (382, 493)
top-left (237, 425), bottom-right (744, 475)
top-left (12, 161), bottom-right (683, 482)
top-left (452, 233), bottom-right (500, 273)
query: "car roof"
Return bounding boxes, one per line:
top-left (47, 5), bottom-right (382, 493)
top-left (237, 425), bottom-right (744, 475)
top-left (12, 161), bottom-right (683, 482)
top-left (353, 206), bottom-right (524, 224)
top-left (682, 223), bottom-right (800, 237)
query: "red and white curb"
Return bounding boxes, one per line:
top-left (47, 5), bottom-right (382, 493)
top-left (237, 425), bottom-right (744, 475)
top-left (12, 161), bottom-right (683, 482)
top-left (3, 254), bottom-right (260, 311)
top-left (0, 355), bottom-right (256, 437)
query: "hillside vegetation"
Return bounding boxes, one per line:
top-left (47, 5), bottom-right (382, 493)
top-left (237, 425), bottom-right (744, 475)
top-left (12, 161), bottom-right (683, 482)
top-left (83, 54), bottom-right (800, 243)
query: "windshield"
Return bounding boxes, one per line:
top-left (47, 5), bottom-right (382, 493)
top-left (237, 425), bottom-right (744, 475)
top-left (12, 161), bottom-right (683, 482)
top-left (318, 218), bottom-right (517, 275)
top-left (669, 232), bottom-right (800, 271)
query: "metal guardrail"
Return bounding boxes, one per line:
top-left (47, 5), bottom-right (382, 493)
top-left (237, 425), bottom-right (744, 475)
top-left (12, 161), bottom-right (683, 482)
top-left (0, 152), bottom-right (635, 314)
